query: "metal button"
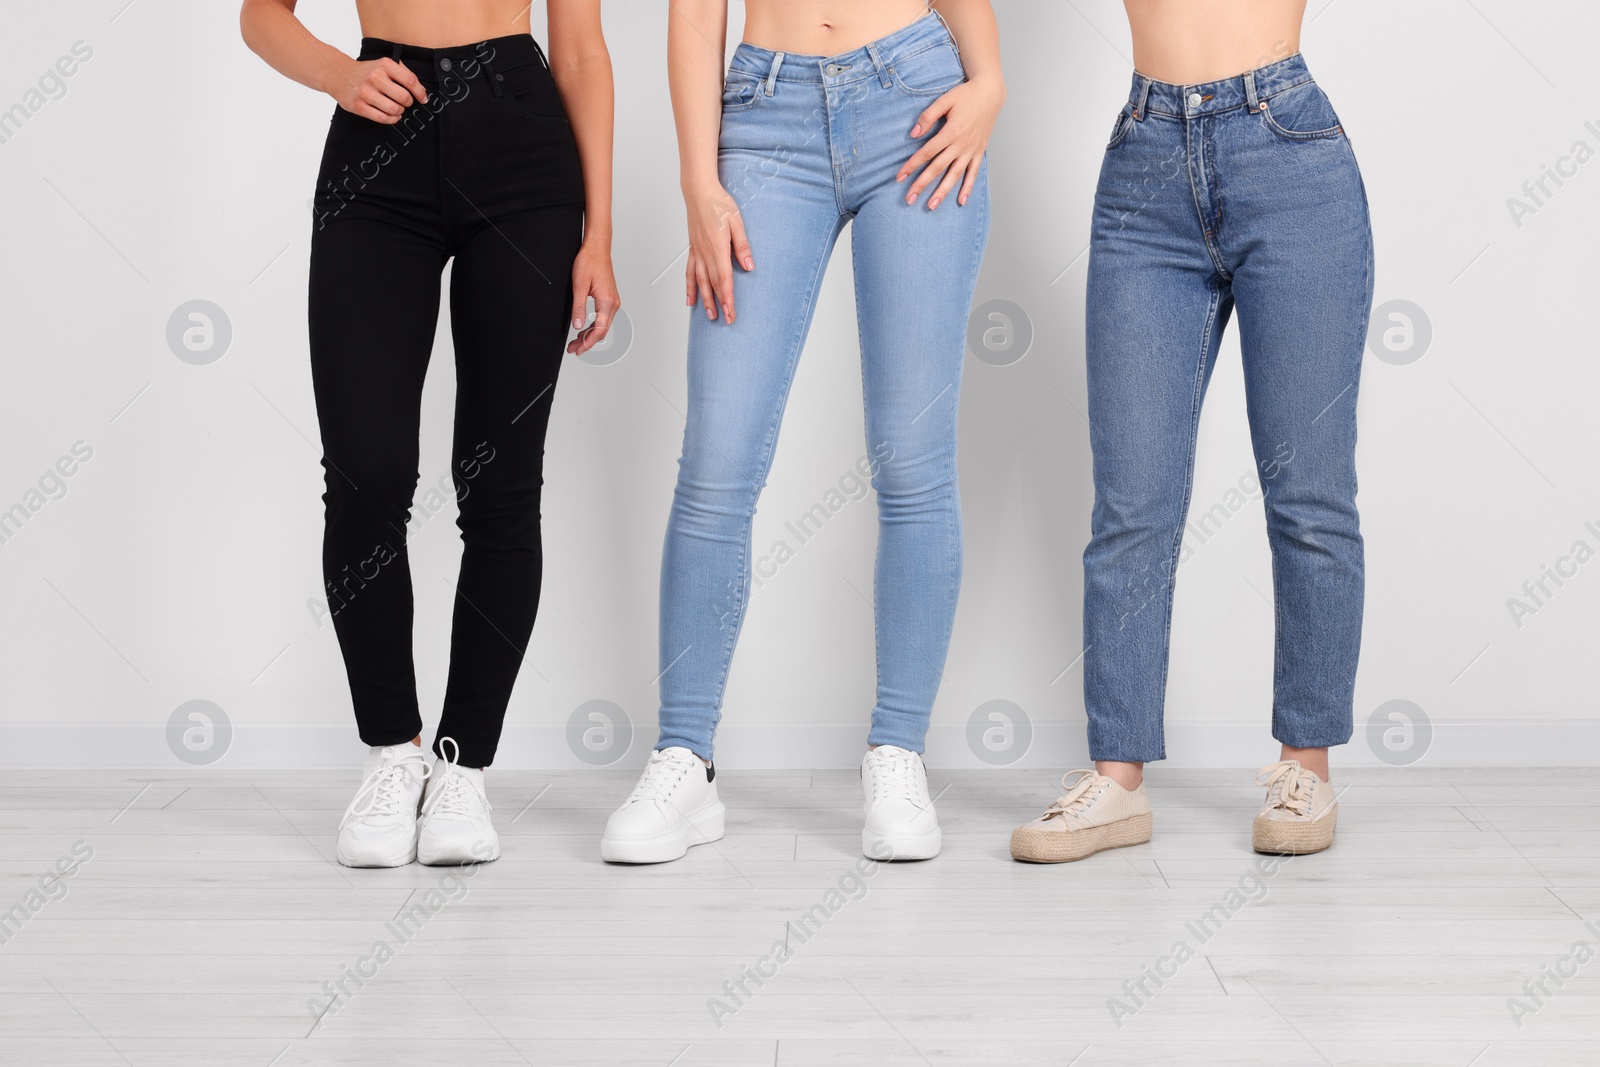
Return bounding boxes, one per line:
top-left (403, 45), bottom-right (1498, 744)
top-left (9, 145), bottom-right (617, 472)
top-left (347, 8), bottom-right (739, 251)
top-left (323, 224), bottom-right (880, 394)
top-left (439, 57), bottom-right (453, 72)
top-left (1187, 92), bottom-right (1202, 107)
top-left (825, 63), bottom-right (850, 76)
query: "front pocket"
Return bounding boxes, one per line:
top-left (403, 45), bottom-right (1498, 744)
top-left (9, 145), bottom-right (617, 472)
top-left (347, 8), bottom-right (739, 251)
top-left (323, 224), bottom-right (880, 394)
top-left (1258, 82), bottom-right (1344, 141)
top-left (722, 75), bottom-right (764, 113)
top-left (1106, 105), bottom-right (1135, 149)
top-left (889, 42), bottom-right (966, 96)
top-left (498, 61), bottom-right (571, 123)
top-left (507, 101), bottom-right (571, 125)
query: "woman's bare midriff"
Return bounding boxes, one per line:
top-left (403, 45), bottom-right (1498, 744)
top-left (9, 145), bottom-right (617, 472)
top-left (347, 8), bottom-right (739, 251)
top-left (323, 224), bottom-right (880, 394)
top-left (354, 0), bottom-right (530, 47)
top-left (741, 0), bottom-right (933, 56)
top-left (1125, 0), bottom-right (1306, 84)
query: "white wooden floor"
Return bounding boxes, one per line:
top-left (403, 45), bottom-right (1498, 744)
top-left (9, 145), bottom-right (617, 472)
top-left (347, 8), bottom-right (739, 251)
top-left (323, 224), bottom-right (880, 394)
top-left (2, 766), bottom-right (1598, 1066)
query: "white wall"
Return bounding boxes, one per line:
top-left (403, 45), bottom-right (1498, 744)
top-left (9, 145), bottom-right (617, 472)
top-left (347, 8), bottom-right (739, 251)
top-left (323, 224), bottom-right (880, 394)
top-left (0, 1), bottom-right (1595, 770)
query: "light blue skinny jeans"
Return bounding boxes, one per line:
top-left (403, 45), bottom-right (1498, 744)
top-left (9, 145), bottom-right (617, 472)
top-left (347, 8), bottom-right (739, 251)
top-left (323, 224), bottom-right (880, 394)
top-left (655, 14), bottom-right (990, 761)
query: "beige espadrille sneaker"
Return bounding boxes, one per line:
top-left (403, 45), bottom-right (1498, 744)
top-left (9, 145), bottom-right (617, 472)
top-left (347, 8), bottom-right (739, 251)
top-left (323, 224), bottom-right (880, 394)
top-left (1252, 760), bottom-right (1337, 855)
top-left (1010, 769), bottom-right (1153, 863)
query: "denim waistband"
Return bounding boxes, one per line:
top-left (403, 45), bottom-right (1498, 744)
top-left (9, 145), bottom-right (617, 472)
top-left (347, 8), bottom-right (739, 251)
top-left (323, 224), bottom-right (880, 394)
top-left (357, 34), bottom-right (546, 82)
top-left (727, 11), bottom-right (953, 88)
top-left (1129, 53), bottom-right (1315, 117)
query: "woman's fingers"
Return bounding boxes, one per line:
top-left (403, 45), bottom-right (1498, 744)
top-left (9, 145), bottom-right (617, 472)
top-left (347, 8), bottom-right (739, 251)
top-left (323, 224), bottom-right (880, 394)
top-left (907, 144), bottom-right (957, 205)
top-left (927, 157), bottom-right (968, 211)
top-left (904, 126), bottom-right (957, 199)
top-left (696, 261), bottom-right (715, 320)
top-left (908, 97), bottom-right (951, 142)
top-left (374, 75), bottom-right (416, 111)
top-left (713, 255), bottom-right (735, 322)
top-left (589, 302), bottom-right (614, 345)
top-left (567, 308), bottom-right (613, 356)
top-left (380, 58), bottom-right (428, 105)
top-left (361, 85), bottom-right (404, 120)
top-left (957, 160), bottom-right (981, 207)
top-left (729, 213), bottom-right (754, 273)
top-left (898, 130), bottom-right (948, 186)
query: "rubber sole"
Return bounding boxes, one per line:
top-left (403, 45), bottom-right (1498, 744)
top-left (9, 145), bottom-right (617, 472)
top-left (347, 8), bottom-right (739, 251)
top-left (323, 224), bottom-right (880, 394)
top-left (417, 835), bottom-right (502, 867)
top-left (863, 825), bottom-right (942, 861)
top-left (600, 801), bottom-right (726, 864)
top-left (1252, 803), bottom-right (1337, 855)
top-left (336, 838), bottom-right (417, 869)
top-left (1010, 811), bottom-right (1153, 864)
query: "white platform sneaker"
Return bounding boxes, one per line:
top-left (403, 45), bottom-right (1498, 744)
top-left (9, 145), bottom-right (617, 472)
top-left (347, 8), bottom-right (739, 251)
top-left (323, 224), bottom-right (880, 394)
top-left (417, 740), bottom-right (500, 866)
top-left (337, 743), bottom-right (430, 868)
top-left (861, 745), bottom-right (941, 861)
top-left (600, 747), bottom-right (725, 864)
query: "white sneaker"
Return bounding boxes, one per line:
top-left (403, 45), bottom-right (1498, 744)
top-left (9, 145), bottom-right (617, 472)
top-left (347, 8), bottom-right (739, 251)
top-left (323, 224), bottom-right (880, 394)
top-left (337, 743), bottom-right (430, 868)
top-left (417, 740), bottom-right (500, 866)
top-left (600, 747), bottom-right (725, 864)
top-left (861, 746), bottom-right (941, 861)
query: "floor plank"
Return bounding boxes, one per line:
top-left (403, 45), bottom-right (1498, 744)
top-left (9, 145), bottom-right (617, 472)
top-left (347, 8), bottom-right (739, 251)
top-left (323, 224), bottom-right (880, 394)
top-left (1, 766), bottom-right (1597, 1065)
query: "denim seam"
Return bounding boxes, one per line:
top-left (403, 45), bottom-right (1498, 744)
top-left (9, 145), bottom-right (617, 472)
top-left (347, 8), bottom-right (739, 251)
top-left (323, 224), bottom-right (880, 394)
top-left (701, 216), bottom-right (844, 743)
top-left (1270, 493), bottom-right (1287, 741)
top-left (1181, 118), bottom-right (1230, 281)
top-left (937, 180), bottom-right (988, 733)
top-left (1274, 152), bottom-right (1372, 751)
top-left (820, 89), bottom-right (848, 215)
top-left (850, 228), bottom-right (884, 742)
top-left (1106, 105), bottom-right (1134, 150)
top-left (1153, 280), bottom-right (1224, 762)
top-left (1259, 106), bottom-right (1344, 142)
top-left (846, 215), bottom-right (898, 744)
top-left (721, 80), bottom-right (766, 114)
top-left (882, 38), bottom-right (948, 72)
top-left (858, 170), bottom-right (985, 754)
top-left (889, 61), bottom-right (966, 97)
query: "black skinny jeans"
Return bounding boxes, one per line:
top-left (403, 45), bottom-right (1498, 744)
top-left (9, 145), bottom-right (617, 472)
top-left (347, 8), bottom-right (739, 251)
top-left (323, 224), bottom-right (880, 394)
top-left (309, 35), bottom-right (583, 767)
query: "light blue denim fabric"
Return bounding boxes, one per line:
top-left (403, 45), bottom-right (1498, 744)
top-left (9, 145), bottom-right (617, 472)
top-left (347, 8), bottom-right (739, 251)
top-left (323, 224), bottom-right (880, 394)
top-left (656, 13), bottom-right (990, 761)
top-left (1083, 55), bottom-right (1374, 762)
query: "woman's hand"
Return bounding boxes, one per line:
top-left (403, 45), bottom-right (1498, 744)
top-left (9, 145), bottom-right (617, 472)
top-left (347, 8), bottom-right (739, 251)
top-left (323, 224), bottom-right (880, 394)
top-left (896, 74), bottom-right (1006, 211)
top-left (683, 181), bottom-right (753, 324)
top-left (568, 242), bottom-right (622, 357)
top-left (331, 57), bottom-right (428, 123)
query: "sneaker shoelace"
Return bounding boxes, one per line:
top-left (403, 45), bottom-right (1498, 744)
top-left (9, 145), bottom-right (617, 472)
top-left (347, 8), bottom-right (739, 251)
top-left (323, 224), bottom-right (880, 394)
top-left (423, 737), bottom-right (488, 820)
top-left (865, 747), bottom-right (926, 805)
top-left (341, 753), bottom-right (429, 827)
top-left (626, 750), bottom-right (694, 806)
top-left (1257, 760), bottom-right (1316, 817)
top-left (1038, 769), bottom-right (1107, 823)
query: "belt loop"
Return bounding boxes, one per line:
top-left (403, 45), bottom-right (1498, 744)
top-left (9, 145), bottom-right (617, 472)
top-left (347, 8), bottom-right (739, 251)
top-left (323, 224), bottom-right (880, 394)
top-left (1243, 70), bottom-right (1260, 111)
top-left (1134, 75), bottom-right (1151, 120)
top-left (479, 48), bottom-right (504, 97)
top-left (865, 41), bottom-right (892, 88)
top-left (764, 51), bottom-right (784, 96)
top-left (391, 42), bottom-right (404, 63)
